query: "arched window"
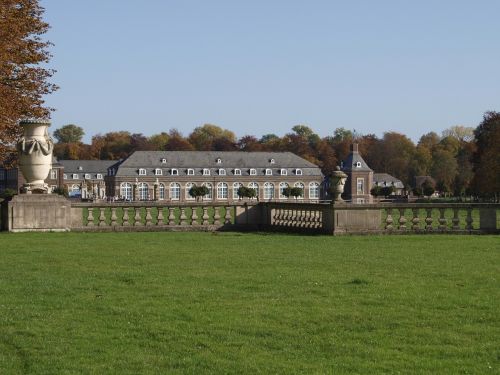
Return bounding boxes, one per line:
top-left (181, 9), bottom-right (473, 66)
top-left (217, 182), bottom-right (228, 199)
top-left (159, 183), bottom-right (165, 200)
top-left (248, 182), bottom-right (259, 198)
top-left (309, 182), bottom-right (320, 200)
top-left (279, 182), bottom-right (289, 199)
top-left (294, 182), bottom-right (304, 199)
top-left (202, 182), bottom-right (212, 199)
top-left (233, 182), bottom-right (243, 199)
top-left (120, 182), bottom-right (132, 200)
top-left (138, 182), bottom-right (149, 200)
top-left (185, 182), bottom-right (195, 200)
top-left (170, 182), bottom-right (180, 200)
top-left (264, 182), bottom-right (274, 200)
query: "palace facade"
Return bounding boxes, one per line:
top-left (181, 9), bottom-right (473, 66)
top-left (105, 151), bottom-right (324, 202)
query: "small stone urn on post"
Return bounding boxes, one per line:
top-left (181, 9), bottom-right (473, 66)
top-left (16, 120), bottom-right (54, 194)
top-left (329, 166), bottom-right (348, 203)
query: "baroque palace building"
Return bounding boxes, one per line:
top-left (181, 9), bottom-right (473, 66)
top-left (105, 151), bottom-right (324, 202)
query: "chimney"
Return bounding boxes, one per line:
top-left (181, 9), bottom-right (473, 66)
top-left (351, 143), bottom-right (359, 153)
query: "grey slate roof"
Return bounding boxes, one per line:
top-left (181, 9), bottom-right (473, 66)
top-left (60, 160), bottom-right (117, 179)
top-left (373, 173), bottom-right (404, 189)
top-left (113, 151), bottom-right (323, 177)
top-left (341, 150), bottom-right (372, 172)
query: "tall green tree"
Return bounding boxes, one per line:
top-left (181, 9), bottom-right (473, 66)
top-left (53, 124), bottom-right (85, 143)
top-left (0, 0), bottom-right (58, 161)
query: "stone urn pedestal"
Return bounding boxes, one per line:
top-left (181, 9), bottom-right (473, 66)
top-left (329, 166), bottom-right (348, 203)
top-left (17, 120), bottom-right (54, 194)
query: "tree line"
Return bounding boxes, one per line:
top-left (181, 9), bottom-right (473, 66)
top-left (51, 113), bottom-right (499, 200)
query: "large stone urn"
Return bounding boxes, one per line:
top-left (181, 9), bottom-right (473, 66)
top-left (330, 166), bottom-right (348, 203)
top-left (16, 120), bottom-right (54, 194)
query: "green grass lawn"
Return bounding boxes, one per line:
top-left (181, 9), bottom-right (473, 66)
top-left (0, 232), bottom-right (498, 374)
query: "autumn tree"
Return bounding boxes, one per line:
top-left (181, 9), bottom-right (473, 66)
top-left (471, 111), bottom-right (500, 200)
top-left (188, 124), bottom-right (236, 151)
top-left (165, 129), bottom-right (194, 151)
top-left (0, 0), bottom-right (58, 161)
top-left (53, 124), bottom-right (84, 143)
top-left (149, 132), bottom-right (169, 150)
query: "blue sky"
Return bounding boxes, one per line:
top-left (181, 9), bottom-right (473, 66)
top-left (41, 0), bottom-right (500, 143)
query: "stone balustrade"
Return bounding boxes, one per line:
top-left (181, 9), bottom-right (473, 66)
top-left (70, 202), bottom-right (253, 232)
top-left (2, 195), bottom-right (498, 234)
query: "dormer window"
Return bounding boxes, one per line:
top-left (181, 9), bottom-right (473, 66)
top-left (356, 162), bottom-right (362, 168)
top-left (216, 158), bottom-right (222, 164)
top-left (187, 168), bottom-right (194, 176)
top-left (161, 158), bottom-right (167, 164)
top-left (234, 169), bottom-right (241, 176)
top-left (219, 168), bottom-right (226, 176)
top-left (84, 173), bottom-right (91, 180)
top-left (72, 174), bottom-right (79, 179)
top-left (250, 168), bottom-right (257, 176)
top-left (155, 168), bottom-right (162, 176)
top-left (63, 174), bottom-right (68, 180)
top-left (203, 168), bottom-right (210, 176)
top-left (280, 169), bottom-right (287, 176)
top-left (265, 168), bottom-right (272, 176)
top-left (295, 169), bottom-right (302, 176)
top-left (171, 168), bottom-right (178, 176)
top-left (270, 159), bottom-right (275, 164)
top-left (78, 166), bottom-right (83, 171)
top-left (138, 168), bottom-right (146, 176)
top-left (97, 174), bottom-right (103, 179)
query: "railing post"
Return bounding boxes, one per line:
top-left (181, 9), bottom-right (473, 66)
top-left (134, 207), bottom-right (142, 226)
top-left (157, 207), bottom-right (164, 225)
top-left (145, 207), bottom-right (153, 226)
top-left (411, 208), bottom-right (420, 231)
top-left (180, 207), bottom-right (187, 225)
top-left (224, 206), bottom-right (232, 224)
top-left (110, 207), bottom-right (117, 226)
top-left (398, 208), bottom-right (407, 231)
top-left (202, 206), bottom-right (209, 225)
top-left (98, 207), bottom-right (106, 227)
top-left (385, 208), bottom-right (393, 230)
top-left (466, 208), bottom-right (473, 231)
top-left (425, 208), bottom-right (433, 231)
top-left (168, 207), bottom-right (175, 225)
top-left (191, 207), bottom-right (198, 225)
top-left (87, 208), bottom-right (95, 227)
top-left (213, 206), bottom-right (221, 225)
top-left (123, 207), bottom-right (130, 226)
top-left (438, 208), bottom-right (447, 231)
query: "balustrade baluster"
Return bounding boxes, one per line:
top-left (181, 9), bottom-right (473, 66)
top-left (398, 208), bottom-right (407, 231)
top-left (213, 207), bottom-right (221, 225)
top-left (304, 210), bottom-right (310, 228)
top-left (466, 208), bottom-right (473, 231)
top-left (87, 208), bottom-right (95, 227)
top-left (145, 207), bottom-right (153, 226)
top-left (110, 207), bottom-right (117, 226)
top-left (425, 208), bottom-right (433, 231)
top-left (122, 207), bottom-right (130, 226)
top-left (134, 207), bottom-right (142, 226)
top-left (202, 207), bottom-right (209, 225)
top-left (180, 207), bottom-right (187, 225)
top-left (438, 208), bottom-right (447, 231)
top-left (168, 207), bottom-right (176, 225)
top-left (385, 208), bottom-right (393, 230)
top-left (411, 208), bottom-right (420, 231)
top-left (452, 208), bottom-right (460, 230)
top-left (98, 207), bottom-right (106, 226)
top-left (157, 207), bottom-right (164, 225)
top-left (191, 207), bottom-right (198, 225)
top-left (224, 206), bottom-right (232, 224)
